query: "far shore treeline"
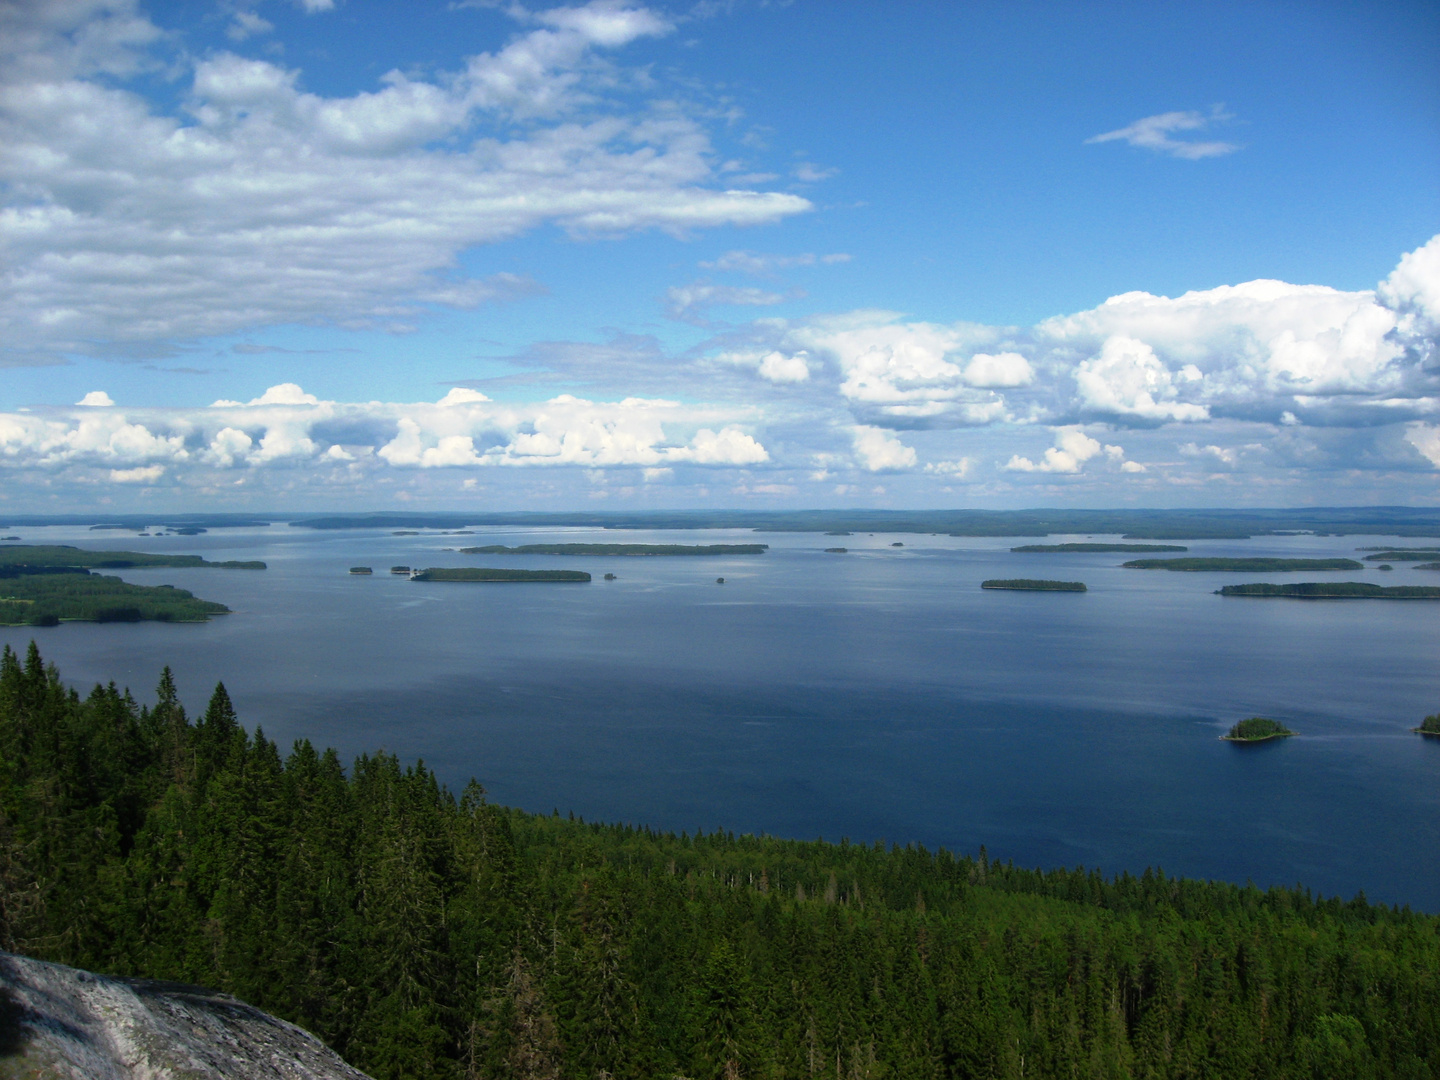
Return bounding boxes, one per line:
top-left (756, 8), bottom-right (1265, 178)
top-left (3, 645), bottom-right (1435, 1079)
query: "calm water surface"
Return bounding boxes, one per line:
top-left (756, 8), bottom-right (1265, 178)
top-left (4, 524), bottom-right (1437, 909)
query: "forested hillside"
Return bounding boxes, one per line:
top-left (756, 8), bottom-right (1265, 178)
top-left (1, 642), bottom-right (1435, 1079)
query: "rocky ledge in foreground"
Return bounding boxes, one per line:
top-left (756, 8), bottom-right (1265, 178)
top-left (0, 951), bottom-right (369, 1080)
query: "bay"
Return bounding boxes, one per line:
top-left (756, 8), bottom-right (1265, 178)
top-left (3, 523), bottom-right (1437, 909)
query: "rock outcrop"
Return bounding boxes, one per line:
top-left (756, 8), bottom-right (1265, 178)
top-left (0, 952), bottom-right (370, 1079)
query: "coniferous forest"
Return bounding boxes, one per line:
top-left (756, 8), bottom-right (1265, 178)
top-left (1, 643), bottom-right (1437, 1079)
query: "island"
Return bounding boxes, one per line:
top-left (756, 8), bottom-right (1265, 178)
top-left (1362, 549), bottom-right (1440, 561)
top-left (412, 567), bottom-right (590, 582)
top-left (349, 567), bottom-right (373, 575)
top-left (1416, 562), bottom-right (1440, 571)
top-left (603, 573), bottom-right (616, 580)
top-left (0, 545), bottom-right (265, 570)
top-left (1222, 717), bottom-right (1295, 743)
top-left (0, 568), bottom-right (229, 625)
top-left (981, 579), bottom-right (1087, 592)
top-left (1011, 543), bottom-right (1187, 553)
top-left (390, 566), bottom-right (411, 574)
top-left (824, 547), bottom-right (848, 553)
top-left (1122, 557), bottom-right (1363, 572)
top-left (1414, 714), bottom-right (1440, 738)
top-left (1218, 582), bottom-right (1440, 599)
top-left (457, 543), bottom-right (767, 556)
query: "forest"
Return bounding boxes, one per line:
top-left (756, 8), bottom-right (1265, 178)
top-left (1120, 558), bottom-right (1363, 572)
top-left (0, 545), bottom-right (265, 570)
top-left (0, 571), bottom-right (230, 625)
top-left (1219, 583), bottom-right (1440, 599)
top-left (1, 643), bottom-right (1436, 1080)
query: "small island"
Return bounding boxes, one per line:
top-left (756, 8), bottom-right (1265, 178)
top-left (1414, 714), bottom-right (1440, 738)
top-left (457, 543), bottom-right (767, 556)
top-left (1122, 557), bottom-right (1363, 572)
top-left (412, 567), bottom-right (590, 583)
top-left (0, 545), bottom-right (265, 570)
top-left (1012, 543), bottom-right (1187, 553)
top-left (1218, 582), bottom-right (1440, 599)
top-left (824, 547), bottom-right (848, 553)
top-left (390, 566), bottom-right (411, 574)
top-left (981, 579), bottom-right (1087, 592)
top-left (825, 531), bottom-right (852, 536)
top-left (1222, 717), bottom-right (1295, 743)
top-left (1416, 562), bottom-right (1440, 571)
top-left (349, 567), bottom-right (373, 575)
top-left (0, 568), bottom-right (229, 626)
top-left (603, 573), bottom-right (616, 580)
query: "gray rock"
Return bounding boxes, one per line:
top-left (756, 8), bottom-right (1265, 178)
top-left (0, 952), bottom-right (370, 1080)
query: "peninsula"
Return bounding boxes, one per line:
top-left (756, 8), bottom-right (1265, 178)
top-left (1122, 557), bottom-right (1362, 572)
top-left (458, 543), bottom-right (767, 556)
top-left (1222, 717), bottom-right (1295, 742)
top-left (0, 544), bottom-right (265, 570)
top-left (0, 569), bottom-right (229, 625)
top-left (412, 567), bottom-right (591, 582)
top-left (1012, 543), bottom-right (1187, 553)
top-left (1218, 582), bottom-right (1440, 599)
top-left (981, 579), bottom-right (1087, 592)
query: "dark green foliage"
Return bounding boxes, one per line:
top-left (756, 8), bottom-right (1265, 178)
top-left (2, 645), bottom-right (1438, 1079)
top-left (824, 548), bottom-right (847, 553)
top-left (414, 568), bottom-right (591, 583)
top-left (1011, 543), bottom-right (1188, 553)
top-left (1416, 714), bottom-right (1440, 735)
top-left (1223, 717), bottom-right (1295, 742)
top-left (458, 544), bottom-right (768, 556)
top-left (981, 579), bottom-right (1087, 591)
top-left (0, 545), bottom-right (264, 570)
top-left (0, 572), bottom-right (229, 625)
top-left (1362, 550), bottom-right (1440, 561)
top-left (1219, 582), bottom-right (1440, 599)
top-left (1123, 558), bottom-right (1364, 571)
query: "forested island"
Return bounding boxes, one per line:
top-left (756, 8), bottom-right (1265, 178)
top-left (1362, 550), bottom-right (1440, 561)
top-left (458, 543), bottom-right (767, 556)
top-left (0, 571), bottom-right (231, 625)
top-left (1414, 714), bottom-right (1440, 737)
top-left (1122, 557), bottom-right (1363, 572)
top-left (0, 545), bottom-right (265, 570)
top-left (981, 579), bottom-right (1087, 592)
top-left (1219, 583), bottom-right (1440, 599)
top-left (1, 645), bottom-right (1436, 1079)
top-left (1011, 543), bottom-right (1187, 553)
top-left (413, 567), bottom-right (591, 582)
top-left (1222, 717), bottom-right (1295, 743)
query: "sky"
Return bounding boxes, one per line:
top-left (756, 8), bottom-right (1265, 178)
top-left (1, 0), bottom-right (1438, 513)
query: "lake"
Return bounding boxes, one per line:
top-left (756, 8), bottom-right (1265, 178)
top-left (3, 523), bottom-right (1437, 910)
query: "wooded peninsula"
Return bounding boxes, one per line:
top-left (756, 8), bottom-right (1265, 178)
top-left (1122, 558), bottom-right (1363, 572)
top-left (1218, 583), bottom-right (1440, 599)
top-left (0, 545), bottom-right (265, 570)
top-left (1, 645), bottom-right (1434, 1080)
top-left (1010, 543), bottom-right (1187, 553)
top-left (458, 544), bottom-right (768, 556)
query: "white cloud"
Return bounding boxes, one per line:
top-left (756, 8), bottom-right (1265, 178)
top-left (851, 425), bottom-right (916, 472)
top-left (438, 387), bottom-right (491, 406)
top-left (699, 251), bottom-right (850, 275)
top-left (963, 351), bottom-right (1032, 388)
top-left (1074, 335), bottom-right (1210, 422)
top-left (1379, 233), bottom-right (1440, 332)
top-left (0, 1), bottom-right (810, 363)
top-left (665, 283), bottom-right (789, 324)
top-left (109, 464), bottom-right (165, 483)
top-left (924, 458), bottom-right (972, 477)
top-left (757, 351), bottom-right (810, 383)
top-left (1005, 427), bottom-right (1108, 474)
top-left (1086, 107), bottom-right (1239, 160)
top-left (76, 390), bottom-right (114, 407)
top-left (226, 11), bottom-right (274, 41)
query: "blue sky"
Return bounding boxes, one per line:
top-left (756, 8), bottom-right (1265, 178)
top-left (1, 0), bottom-right (1437, 511)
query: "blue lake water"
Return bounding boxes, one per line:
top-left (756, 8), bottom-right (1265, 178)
top-left (3, 524), bottom-right (1437, 910)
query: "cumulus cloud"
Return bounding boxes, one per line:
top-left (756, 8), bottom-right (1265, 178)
top-left (963, 352), bottom-right (1033, 388)
top-left (0, 0), bottom-right (810, 363)
top-left (1004, 427), bottom-right (1134, 475)
top-left (1086, 107), bottom-right (1239, 160)
top-left (1406, 423), bottom-right (1440, 467)
top-left (77, 391), bottom-right (115, 407)
top-left (1073, 335), bottom-right (1209, 422)
top-left (851, 425), bottom-right (917, 472)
